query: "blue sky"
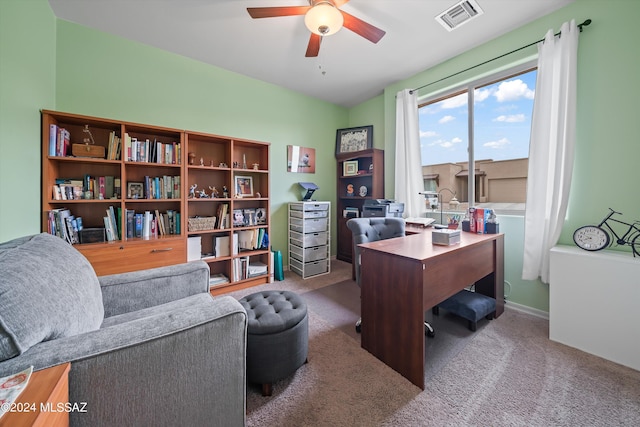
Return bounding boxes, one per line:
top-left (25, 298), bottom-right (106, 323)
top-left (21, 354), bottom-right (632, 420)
top-left (418, 70), bottom-right (537, 165)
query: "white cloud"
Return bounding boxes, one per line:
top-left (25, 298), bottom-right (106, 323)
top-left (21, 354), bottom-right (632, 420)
top-left (483, 137), bottom-right (510, 149)
top-left (440, 93), bottom-right (467, 109)
top-left (439, 115), bottom-right (455, 124)
top-left (432, 137), bottom-right (463, 148)
top-left (494, 79), bottom-right (534, 102)
top-left (494, 114), bottom-right (526, 123)
top-left (474, 88), bottom-right (492, 102)
top-left (420, 130), bottom-right (437, 138)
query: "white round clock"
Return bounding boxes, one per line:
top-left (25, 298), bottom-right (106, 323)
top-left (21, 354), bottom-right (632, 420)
top-left (573, 226), bottom-right (610, 251)
top-left (359, 185), bottom-right (367, 197)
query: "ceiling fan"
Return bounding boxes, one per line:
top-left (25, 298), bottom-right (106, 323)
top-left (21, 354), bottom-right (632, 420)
top-left (247, 0), bottom-right (386, 57)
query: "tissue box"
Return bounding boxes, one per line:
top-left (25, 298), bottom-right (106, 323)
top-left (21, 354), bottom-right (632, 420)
top-left (432, 229), bottom-right (461, 246)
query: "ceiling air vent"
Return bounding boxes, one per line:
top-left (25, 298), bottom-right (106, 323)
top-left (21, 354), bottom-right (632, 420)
top-left (436, 0), bottom-right (484, 32)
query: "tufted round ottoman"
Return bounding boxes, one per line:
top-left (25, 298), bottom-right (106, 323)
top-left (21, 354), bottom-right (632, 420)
top-left (239, 290), bottom-right (308, 396)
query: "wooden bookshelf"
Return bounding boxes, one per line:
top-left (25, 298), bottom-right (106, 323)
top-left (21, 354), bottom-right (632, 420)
top-left (335, 149), bottom-right (384, 264)
top-left (41, 110), bottom-right (271, 292)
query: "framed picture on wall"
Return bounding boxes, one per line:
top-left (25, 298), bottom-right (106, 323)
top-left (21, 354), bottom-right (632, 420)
top-left (335, 125), bottom-right (373, 155)
top-left (343, 160), bottom-right (358, 176)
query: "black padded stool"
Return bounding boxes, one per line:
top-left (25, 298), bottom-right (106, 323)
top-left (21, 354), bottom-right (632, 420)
top-left (433, 289), bottom-right (496, 332)
top-left (239, 290), bottom-right (308, 396)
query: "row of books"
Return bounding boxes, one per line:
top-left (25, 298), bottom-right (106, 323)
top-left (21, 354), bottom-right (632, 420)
top-left (232, 207), bottom-right (267, 227)
top-left (124, 133), bottom-right (181, 164)
top-left (237, 229), bottom-right (269, 251)
top-left (48, 124), bottom-right (70, 157)
top-left (232, 257), bottom-right (268, 282)
top-left (47, 208), bottom-right (82, 244)
top-left (106, 131), bottom-right (122, 160)
top-left (53, 176), bottom-right (122, 201)
top-left (125, 209), bottom-right (181, 239)
top-left (129, 175), bottom-right (181, 200)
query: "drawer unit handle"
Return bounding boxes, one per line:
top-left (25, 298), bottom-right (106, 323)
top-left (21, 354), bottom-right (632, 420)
top-left (151, 248), bottom-right (173, 253)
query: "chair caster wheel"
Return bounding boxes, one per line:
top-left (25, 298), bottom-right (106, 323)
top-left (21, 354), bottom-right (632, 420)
top-left (355, 319), bottom-right (362, 333)
top-left (425, 323), bottom-right (435, 338)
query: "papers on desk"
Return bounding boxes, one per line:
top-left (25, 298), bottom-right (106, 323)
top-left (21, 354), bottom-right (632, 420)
top-left (0, 366), bottom-right (33, 419)
top-left (405, 217), bottom-right (435, 228)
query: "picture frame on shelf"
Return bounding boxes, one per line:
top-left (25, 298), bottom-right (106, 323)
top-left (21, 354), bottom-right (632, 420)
top-left (343, 160), bottom-right (358, 176)
top-left (335, 125), bottom-right (373, 155)
top-left (127, 182), bottom-right (144, 199)
top-left (235, 175), bottom-right (254, 198)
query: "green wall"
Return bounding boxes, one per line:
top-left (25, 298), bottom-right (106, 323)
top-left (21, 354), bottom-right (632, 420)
top-left (358, 0), bottom-right (640, 312)
top-left (0, 0), bottom-right (56, 242)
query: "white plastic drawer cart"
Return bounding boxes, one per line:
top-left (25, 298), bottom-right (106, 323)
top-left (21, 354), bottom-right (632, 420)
top-left (288, 202), bottom-right (331, 279)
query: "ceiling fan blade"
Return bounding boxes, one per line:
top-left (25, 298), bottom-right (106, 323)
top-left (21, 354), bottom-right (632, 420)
top-left (305, 33), bottom-right (322, 57)
top-left (340, 11), bottom-right (386, 44)
top-left (333, 0), bottom-right (351, 7)
top-left (247, 6), bottom-right (310, 19)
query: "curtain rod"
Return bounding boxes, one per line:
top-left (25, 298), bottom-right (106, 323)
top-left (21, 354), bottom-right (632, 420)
top-left (409, 18), bottom-right (592, 95)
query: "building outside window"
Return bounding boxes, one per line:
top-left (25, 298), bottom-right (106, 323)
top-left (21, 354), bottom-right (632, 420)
top-left (418, 63), bottom-right (537, 215)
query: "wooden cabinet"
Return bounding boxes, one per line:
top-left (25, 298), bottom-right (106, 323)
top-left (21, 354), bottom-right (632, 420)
top-left (41, 110), bottom-right (270, 293)
top-left (288, 202), bottom-right (331, 279)
top-left (335, 149), bottom-right (384, 263)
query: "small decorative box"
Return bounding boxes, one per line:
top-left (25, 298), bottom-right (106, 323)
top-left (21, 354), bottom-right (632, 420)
top-left (432, 229), bottom-right (461, 246)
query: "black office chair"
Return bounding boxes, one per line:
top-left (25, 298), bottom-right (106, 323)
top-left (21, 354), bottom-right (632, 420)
top-left (346, 217), bottom-right (435, 338)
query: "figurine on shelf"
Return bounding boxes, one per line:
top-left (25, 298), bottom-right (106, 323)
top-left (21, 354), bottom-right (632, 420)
top-left (198, 189), bottom-right (208, 198)
top-left (219, 162), bottom-right (228, 168)
top-left (233, 161), bottom-right (239, 168)
top-left (222, 185), bottom-right (229, 198)
top-left (189, 183), bottom-right (198, 199)
top-left (253, 163), bottom-right (259, 170)
top-left (200, 157), bottom-right (204, 166)
top-left (209, 186), bottom-right (219, 198)
top-left (188, 152), bottom-right (196, 165)
top-left (242, 154), bottom-right (247, 169)
top-left (210, 160), bottom-right (215, 167)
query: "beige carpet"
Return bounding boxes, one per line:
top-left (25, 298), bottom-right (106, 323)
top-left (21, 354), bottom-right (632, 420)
top-left (230, 262), bottom-right (640, 426)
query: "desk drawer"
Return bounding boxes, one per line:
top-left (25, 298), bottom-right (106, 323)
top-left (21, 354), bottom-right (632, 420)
top-left (78, 238), bottom-right (186, 276)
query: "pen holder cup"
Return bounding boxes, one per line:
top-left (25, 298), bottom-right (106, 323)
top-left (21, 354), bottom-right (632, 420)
top-left (447, 223), bottom-right (459, 230)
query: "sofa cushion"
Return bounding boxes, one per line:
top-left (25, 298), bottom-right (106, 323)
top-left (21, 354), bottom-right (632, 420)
top-left (0, 233), bottom-right (104, 361)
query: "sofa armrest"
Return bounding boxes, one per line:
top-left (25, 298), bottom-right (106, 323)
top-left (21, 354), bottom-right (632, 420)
top-left (99, 261), bottom-right (210, 317)
top-left (0, 295), bottom-right (247, 427)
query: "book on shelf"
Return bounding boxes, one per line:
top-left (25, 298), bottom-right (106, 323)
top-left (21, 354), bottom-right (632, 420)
top-left (187, 236), bottom-right (202, 261)
top-left (209, 273), bottom-right (230, 289)
top-left (214, 235), bottom-right (230, 257)
top-left (216, 204), bottom-right (229, 229)
top-left (255, 207), bottom-right (267, 224)
top-left (49, 125), bottom-right (70, 157)
top-left (232, 209), bottom-right (245, 227)
top-left (248, 261), bottom-right (268, 278)
top-left (243, 208), bottom-right (256, 226)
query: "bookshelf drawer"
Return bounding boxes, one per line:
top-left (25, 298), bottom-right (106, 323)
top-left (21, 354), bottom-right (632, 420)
top-left (79, 238), bottom-right (186, 276)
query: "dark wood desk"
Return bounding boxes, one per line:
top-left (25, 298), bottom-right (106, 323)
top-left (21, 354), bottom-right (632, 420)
top-left (359, 231), bottom-right (504, 389)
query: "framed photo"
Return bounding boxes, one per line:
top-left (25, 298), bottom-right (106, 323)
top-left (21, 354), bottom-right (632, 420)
top-left (234, 175), bottom-right (253, 198)
top-left (287, 145), bottom-right (316, 173)
top-left (343, 160), bottom-right (358, 176)
top-left (336, 125), bottom-right (373, 155)
top-left (127, 182), bottom-right (144, 199)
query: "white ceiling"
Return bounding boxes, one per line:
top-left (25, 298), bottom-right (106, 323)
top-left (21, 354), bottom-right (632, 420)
top-left (48, 0), bottom-right (574, 108)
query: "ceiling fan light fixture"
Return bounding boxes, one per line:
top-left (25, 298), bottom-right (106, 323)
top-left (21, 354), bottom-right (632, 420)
top-left (304, 2), bottom-right (344, 36)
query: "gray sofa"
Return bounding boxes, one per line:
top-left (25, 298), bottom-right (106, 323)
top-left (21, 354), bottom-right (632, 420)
top-left (0, 233), bottom-right (247, 427)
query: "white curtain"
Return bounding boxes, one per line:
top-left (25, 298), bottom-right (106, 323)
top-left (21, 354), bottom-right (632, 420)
top-left (522, 20), bottom-right (579, 283)
top-left (395, 89), bottom-right (424, 218)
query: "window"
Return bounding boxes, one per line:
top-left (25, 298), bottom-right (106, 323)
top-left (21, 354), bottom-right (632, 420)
top-left (418, 62), bottom-right (536, 215)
